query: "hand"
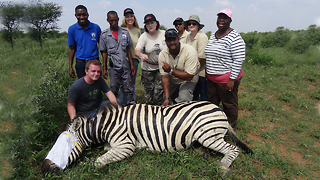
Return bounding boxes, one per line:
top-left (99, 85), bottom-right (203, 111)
top-left (140, 54), bottom-right (149, 62)
top-left (69, 67), bottom-right (76, 78)
top-left (103, 70), bottom-right (108, 80)
top-left (226, 79), bottom-right (235, 92)
top-left (162, 99), bottom-right (170, 106)
top-left (162, 63), bottom-right (171, 73)
top-left (131, 66), bottom-right (136, 76)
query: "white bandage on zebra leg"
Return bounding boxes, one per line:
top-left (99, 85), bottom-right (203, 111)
top-left (45, 131), bottom-right (80, 169)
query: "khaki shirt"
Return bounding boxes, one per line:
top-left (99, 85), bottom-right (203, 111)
top-left (179, 30), bottom-right (190, 43)
top-left (159, 43), bottom-right (200, 84)
top-left (124, 27), bottom-right (141, 59)
top-left (182, 31), bottom-right (208, 77)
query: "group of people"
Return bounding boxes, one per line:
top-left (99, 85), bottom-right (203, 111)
top-left (67, 5), bottom-right (245, 129)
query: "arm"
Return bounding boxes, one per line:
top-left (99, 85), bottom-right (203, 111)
top-left (105, 91), bottom-right (118, 106)
top-left (68, 46), bottom-right (76, 78)
top-left (67, 102), bottom-right (76, 121)
top-left (101, 51), bottom-right (109, 80)
top-left (127, 46), bottom-right (135, 75)
top-left (161, 74), bottom-right (170, 106)
top-left (162, 62), bottom-right (194, 81)
top-left (134, 49), bottom-right (149, 62)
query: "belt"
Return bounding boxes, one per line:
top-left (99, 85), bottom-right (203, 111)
top-left (76, 58), bottom-right (99, 63)
top-left (144, 61), bottom-right (158, 66)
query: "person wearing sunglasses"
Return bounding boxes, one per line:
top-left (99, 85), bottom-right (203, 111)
top-left (159, 29), bottom-right (200, 106)
top-left (118, 8), bottom-right (141, 106)
top-left (173, 17), bottom-right (189, 42)
top-left (204, 9), bottom-right (246, 130)
top-left (182, 15), bottom-right (209, 102)
top-left (68, 5), bottom-right (101, 79)
top-left (135, 14), bottom-right (166, 105)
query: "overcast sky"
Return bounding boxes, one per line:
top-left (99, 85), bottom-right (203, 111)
top-left (8, 0), bottom-right (320, 33)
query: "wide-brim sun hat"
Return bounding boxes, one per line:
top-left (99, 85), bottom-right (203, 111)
top-left (184, 15), bottom-right (204, 31)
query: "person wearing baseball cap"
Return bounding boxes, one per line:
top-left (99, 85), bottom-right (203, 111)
top-left (181, 15), bottom-right (208, 102)
top-left (173, 17), bottom-right (189, 42)
top-left (134, 14), bottom-right (166, 105)
top-left (158, 28), bottom-right (200, 106)
top-left (118, 8), bottom-right (141, 106)
top-left (205, 8), bottom-right (246, 130)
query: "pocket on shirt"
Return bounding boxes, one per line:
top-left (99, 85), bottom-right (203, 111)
top-left (121, 42), bottom-right (128, 51)
top-left (108, 44), bottom-right (117, 54)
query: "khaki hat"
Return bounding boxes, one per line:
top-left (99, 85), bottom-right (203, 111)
top-left (184, 15), bottom-right (204, 31)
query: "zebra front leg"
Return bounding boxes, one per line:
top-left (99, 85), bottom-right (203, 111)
top-left (95, 144), bottom-right (135, 168)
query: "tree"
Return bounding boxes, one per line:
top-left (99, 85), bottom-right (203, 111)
top-left (24, 0), bottom-right (62, 49)
top-left (0, 1), bottom-right (25, 49)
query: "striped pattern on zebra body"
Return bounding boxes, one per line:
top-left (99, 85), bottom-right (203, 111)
top-left (42, 101), bottom-right (253, 175)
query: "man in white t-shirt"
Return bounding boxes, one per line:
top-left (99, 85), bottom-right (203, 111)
top-left (158, 29), bottom-right (200, 106)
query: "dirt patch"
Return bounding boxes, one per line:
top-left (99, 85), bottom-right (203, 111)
top-left (1, 160), bottom-right (13, 178)
top-left (3, 86), bottom-right (16, 95)
top-left (1, 121), bottom-right (13, 133)
top-left (238, 109), bottom-right (252, 118)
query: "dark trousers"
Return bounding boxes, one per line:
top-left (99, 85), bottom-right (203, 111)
top-left (207, 77), bottom-right (242, 128)
top-left (193, 76), bottom-right (207, 101)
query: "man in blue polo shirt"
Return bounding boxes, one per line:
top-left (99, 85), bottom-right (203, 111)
top-left (68, 5), bottom-right (101, 79)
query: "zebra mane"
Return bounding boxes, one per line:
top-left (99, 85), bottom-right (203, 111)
top-left (97, 102), bottom-right (122, 116)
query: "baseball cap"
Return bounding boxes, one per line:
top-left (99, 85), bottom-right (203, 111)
top-left (217, 8), bottom-right (232, 19)
top-left (165, 28), bottom-right (179, 40)
top-left (173, 17), bottom-right (183, 25)
top-left (124, 8), bottom-right (134, 16)
top-left (144, 14), bottom-right (157, 23)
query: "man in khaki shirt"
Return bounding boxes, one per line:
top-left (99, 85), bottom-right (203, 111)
top-left (159, 29), bottom-right (200, 106)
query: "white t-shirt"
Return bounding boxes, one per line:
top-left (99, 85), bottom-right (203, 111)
top-left (135, 30), bottom-right (166, 71)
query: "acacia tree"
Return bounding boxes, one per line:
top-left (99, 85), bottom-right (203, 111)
top-left (0, 1), bottom-right (25, 49)
top-left (24, 0), bottom-right (62, 49)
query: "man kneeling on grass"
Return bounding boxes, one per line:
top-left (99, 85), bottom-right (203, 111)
top-left (67, 59), bottom-right (118, 121)
top-left (158, 28), bottom-right (200, 106)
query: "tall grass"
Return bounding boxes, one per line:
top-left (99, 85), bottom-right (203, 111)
top-left (1, 27), bottom-right (320, 179)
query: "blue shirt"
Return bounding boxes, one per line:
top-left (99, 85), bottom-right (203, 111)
top-left (68, 20), bottom-right (101, 60)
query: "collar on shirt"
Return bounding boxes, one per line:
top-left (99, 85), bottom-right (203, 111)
top-left (76, 20), bottom-right (92, 30)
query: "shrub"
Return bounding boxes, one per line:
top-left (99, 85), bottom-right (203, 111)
top-left (242, 31), bottom-right (259, 49)
top-left (306, 24), bottom-right (320, 45)
top-left (246, 48), bottom-right (273, 65)
top-left (273, 26), bottom-right (291, 47)
top-left (287, 31), bottom-right (311, 54)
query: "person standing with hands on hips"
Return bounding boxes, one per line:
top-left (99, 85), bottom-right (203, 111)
top-left (99, 11), bottom-right (135, 106)
top-left (68, 5), bottom-right (101, 79)
top-left (205, 9), bottom-right (246, 129)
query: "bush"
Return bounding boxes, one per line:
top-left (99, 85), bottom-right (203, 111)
top-left (273, 26), bottom-right (291, 47)
top-left (287, 31), bottom-right (311, 54)
top-left (306, 24), bottom-right (320, 45)
top-left (246, 48), bottom-right (273, 65)
top-left (242, 31), bottom-right (259, 49)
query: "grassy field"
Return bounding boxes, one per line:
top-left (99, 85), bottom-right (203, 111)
top-left (0, 29), bottom-right (320, 179)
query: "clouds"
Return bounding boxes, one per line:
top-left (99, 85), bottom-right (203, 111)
top-left (97, 0), bottom-right (111, 7)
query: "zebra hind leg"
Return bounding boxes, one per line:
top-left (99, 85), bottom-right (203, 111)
top-left (200, 136), bottom-right (240, 175)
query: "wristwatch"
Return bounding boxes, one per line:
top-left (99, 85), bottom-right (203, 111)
top-left (165, 97), bottom-right (170, 101)
top-left (169, 69), bottom-right (173, 75)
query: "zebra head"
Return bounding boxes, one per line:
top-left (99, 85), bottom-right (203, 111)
top-left (42, 115), bottom-right (91, 175)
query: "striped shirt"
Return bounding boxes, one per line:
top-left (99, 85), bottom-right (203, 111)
top-left (205, 29), bottom-right (245, 79)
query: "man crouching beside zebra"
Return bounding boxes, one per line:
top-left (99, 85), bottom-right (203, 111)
top-left (42, 101), bottom-right (253, 176)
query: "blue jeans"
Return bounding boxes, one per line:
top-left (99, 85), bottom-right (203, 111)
top-left (75, 61), bottom-right (86, 79)
top-left (193, 76), bottom-right (207, 101)
top-left (83, 98), bottom-right (122, 119)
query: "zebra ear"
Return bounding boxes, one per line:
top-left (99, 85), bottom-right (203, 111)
top-left (70, 116), bottom-right (83, 131)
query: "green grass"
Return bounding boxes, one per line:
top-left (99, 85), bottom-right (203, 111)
top-left (1, 30), bottom-right (320, 179)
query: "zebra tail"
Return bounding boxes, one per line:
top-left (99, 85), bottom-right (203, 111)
top-left (227, 124), bottom-right (254, 154)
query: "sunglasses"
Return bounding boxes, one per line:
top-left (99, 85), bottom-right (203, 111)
top-left (174, 22), bottom-right (183, 26)
top-left (187, 22), bottom-right (198, 26)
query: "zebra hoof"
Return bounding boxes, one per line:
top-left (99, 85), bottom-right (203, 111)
top-left (41, 159), bottom-right (62, 175)
top-left (218, 161), bottom-right (233, 176)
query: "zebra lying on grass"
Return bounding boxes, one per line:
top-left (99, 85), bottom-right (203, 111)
top-left (42, 101), bottom-right (253, 175)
